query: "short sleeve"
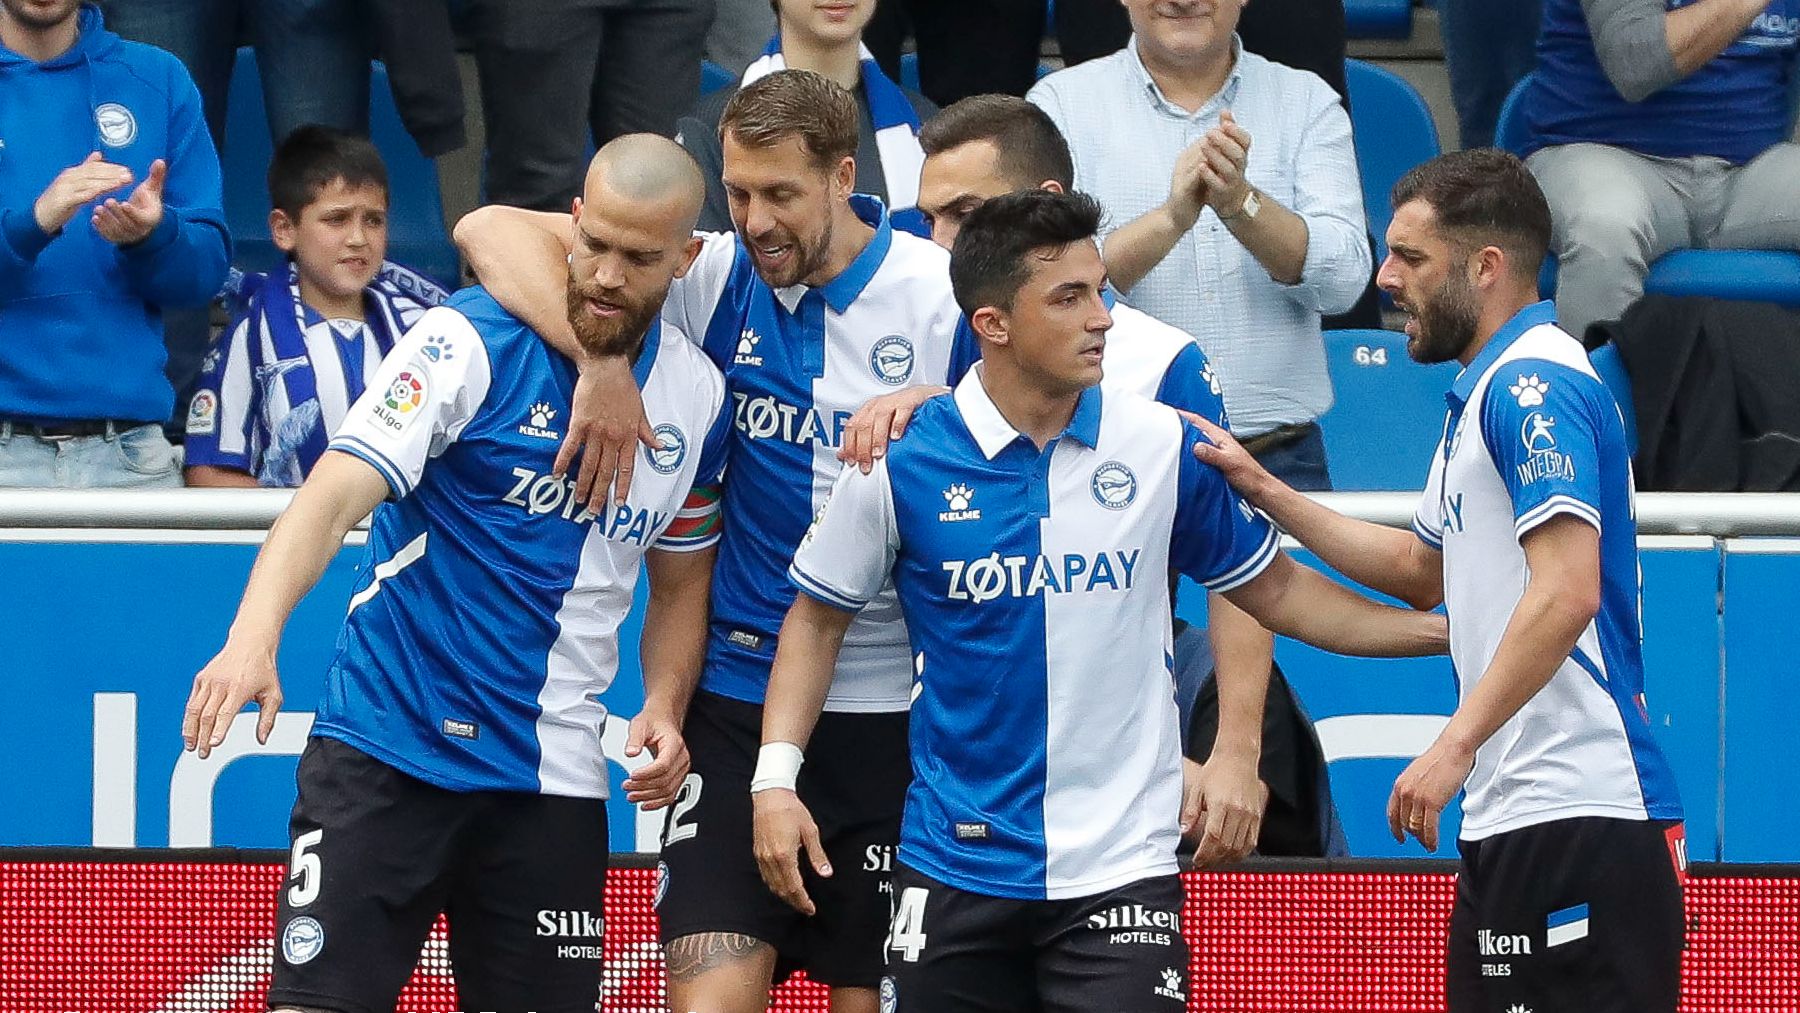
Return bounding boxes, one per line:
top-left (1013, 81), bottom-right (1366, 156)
top-left (653, 393), bottom-right (732, 553)
top-left (1171, 421), bottom-right (1280, 591)
top-left (1154, 340), bottom-right (1231, 430)
top-left (182, 316), bottom-right (258, 472)
top-left (787, 457), bottom-right (900, 612)
top-left (1478, 360), bottom-right (1607, 537)
top-left (1413, 429), bottom-right (1447, 550)
top-left (328, 307), bottom-right (494, 498)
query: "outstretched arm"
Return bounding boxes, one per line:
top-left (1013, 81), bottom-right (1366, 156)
top-left (183, 452), bottom-right (387, 757)
top-left (1222, 552), bottom-right (1448, 658)
top-left (1191, 414), bottom-right (1443, 610)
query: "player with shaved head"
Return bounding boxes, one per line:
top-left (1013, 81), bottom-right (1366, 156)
top-left (183, 134), bottom-right (731, 1013)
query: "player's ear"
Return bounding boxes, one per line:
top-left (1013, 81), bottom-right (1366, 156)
top-left (834, 155), bottom-right (856, 200)
top-left (673, 234), bottom-right (705, 278)
top-left (971, 306), bottom-right (1009, 347)
top-left (269, 209), bottom-right (298, 253)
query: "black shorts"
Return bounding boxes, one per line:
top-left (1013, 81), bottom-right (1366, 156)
top-left (884, 864), bottom-right (1190, 1013)
top-left (655, 689), bottom-right (910, 987)
top-left (268, 736), bottom-right (610, 1013)
top-left (1447, 816), bottom-right (1686, 1013)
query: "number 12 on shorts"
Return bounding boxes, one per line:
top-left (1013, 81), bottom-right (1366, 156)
top-left (887, 886), bottom-right (929, 962)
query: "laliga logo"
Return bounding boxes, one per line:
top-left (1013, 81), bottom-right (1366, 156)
top-left (870, 335), bottom-right (915, 385)
top-left (1090, 461), bottom-right (1137, 510)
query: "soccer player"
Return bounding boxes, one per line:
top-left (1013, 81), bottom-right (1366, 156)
top-left (1191, 149), bottom-right (1686, 1013)
top-left (455, 69), bottom-right (966, 1013)
top-left (842, 93), bottom-right (1280, 861)
top-left (752, 189), bottom-right (1447, 1012)
top-left (180, 135), bottom-right (729, 1013)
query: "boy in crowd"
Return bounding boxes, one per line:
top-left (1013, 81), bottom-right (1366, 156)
top-left (185, 125), bottom-right (446, 487)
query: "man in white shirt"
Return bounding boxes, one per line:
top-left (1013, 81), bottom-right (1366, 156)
top-left (1028, 0), bottom-right (1371, 489)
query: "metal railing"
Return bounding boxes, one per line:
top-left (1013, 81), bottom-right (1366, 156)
top-left (0, 489), bottom-right (1797, 535)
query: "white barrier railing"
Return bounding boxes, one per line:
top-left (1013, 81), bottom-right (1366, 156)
top-left (0, 489), bottom-right (1797, 535)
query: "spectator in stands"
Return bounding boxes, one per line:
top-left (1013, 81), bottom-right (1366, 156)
top-left (466, 0), bottom-right (713, 211)
top-left (0, 0), bottom-right (228, 489)
top-left (678, 0), bottom-right (936, 235)
top-left (864, 0), bottom-right (1042, 104)
top-left (1524, 0), bottom-right (1800, 336)
top-left (184, 127), bottom-right (446, 488)
top-left (706, 0), bottom-right (776, 73)
top-left (1439, 0), bottom-right (1542, 149)
top-left (1028, 0), bottom-right (1371, 489)
top-left (100, 0), bottom-right (374, 151)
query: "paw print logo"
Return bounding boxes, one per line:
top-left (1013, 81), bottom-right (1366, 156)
top-left (944, 484), bottom-right (974, 511)
top-left (1509, 374), bottom-right (1549, 408)
top-left (423, 332), bottom-right (455, 363)
top-left (1161, 968), bottom-right (1183, 991)
top-left (1201, 361), bottom-right (1222, 396)
top-left (530, 402), bottom-right (556, 429)
top-left (1505, 1005), bottom-right (1534, 1013)
top-left (738, 329), bottom-right (760, 355)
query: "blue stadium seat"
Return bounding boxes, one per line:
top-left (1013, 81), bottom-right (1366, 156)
top-left (222, 48), bottom-right (459, 289)
top-left (1589, 342), bottom-right (1638, 457)
top-left (701, 59), bottom-right (735, 96)
top-left (1344, 0), bottom-right (1412, 39)
top-left (1496, 74), bottom-right (1800, 307)
top-left (899, 52), bottom-right (1053, 92)
top-left (1344, 59), bottom-right (1441, 263)
top-left (1317, 329), bottom-right (1459, 491)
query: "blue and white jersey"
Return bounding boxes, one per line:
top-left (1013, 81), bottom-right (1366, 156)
top-left (790, 371), bottom-right (1278, 899)
top-left (1102, 299), bottom-right (1231, 429)
top-left (1413, 301), bottom-right (1681, 839)
top-left (662, 195), bottom-right (966, 712)
top-left (320, 287), bottom-right (730, 798)
top-left (185, 262), bottom-right (444, 486)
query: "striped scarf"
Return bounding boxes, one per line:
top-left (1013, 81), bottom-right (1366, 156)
top-left (742, 38), bottom-right (929, 237)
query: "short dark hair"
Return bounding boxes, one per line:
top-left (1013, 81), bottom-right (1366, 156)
top-left (949, 189), bottom-right (1103, 316)
top-left (1390, 148), bottom-right (1551, 279)
top-left (719, 69), bottom-right (858, 169)
top-left (919, 95), bottom-right (1075, 191)
top-left (268, 125), bottom-right (388, 219)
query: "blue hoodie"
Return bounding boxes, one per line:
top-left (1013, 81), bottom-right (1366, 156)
top-left (0, 4), bottom-right (229, 424)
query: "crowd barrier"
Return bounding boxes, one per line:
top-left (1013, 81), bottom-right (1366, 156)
top-left (1, 850), bottom-right (1793, 1012)
top-left (2, 491), bottom-right (1799, 861)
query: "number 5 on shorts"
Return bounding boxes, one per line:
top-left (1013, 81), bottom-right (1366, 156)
top-left (287, 829), bottom-right (324, 908)
top-left (887, 886), bottom-right (929, 962)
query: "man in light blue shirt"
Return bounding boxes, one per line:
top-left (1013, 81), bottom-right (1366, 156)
top-left (1027, 0), bottom-right (1370, 489)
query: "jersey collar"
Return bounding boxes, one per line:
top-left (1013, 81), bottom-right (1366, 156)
top-left (953, 365), bottom-right (1104, 460)
top-left (1448, 299), bottom-right (1557, 407)
top-left (774, 194), bottom-right (894, 315)
top-left (630, 318), bottom-right (661, 390)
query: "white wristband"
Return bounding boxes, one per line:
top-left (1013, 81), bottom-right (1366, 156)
top-left (751, 741), bottom-right (805, 793)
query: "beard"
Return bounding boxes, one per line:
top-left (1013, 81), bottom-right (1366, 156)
top-left (1406, 270), bottom-right (1482, 365)
top-left (566, 275), bottom-right (665, 360)
top-left (744, 212), bottom-right (834, 289)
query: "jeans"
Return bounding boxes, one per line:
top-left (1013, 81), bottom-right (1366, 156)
top-left (0, 424), bottom-right (183, 489)
top-left (1439, 0), bottom-right (1541, 150)
top-left (102, 0), bottom-right (373, 151)
top-left (1253, 422), bottom-right (1334, 492)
